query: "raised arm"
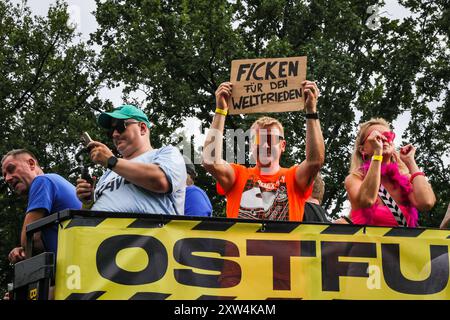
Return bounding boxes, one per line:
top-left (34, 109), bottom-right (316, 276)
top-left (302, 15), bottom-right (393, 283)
top-left (201, 82), bottom-right (235, 193)
top-left (295, 80), bottom-right (325, 190)
top-left (345, 130), bottom-right (385, 209)
top-left (400, 144), bottom-right (436, 211)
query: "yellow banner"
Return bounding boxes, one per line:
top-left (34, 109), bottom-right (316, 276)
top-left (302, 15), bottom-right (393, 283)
top-left (54, 215), bottom-right (450, 300)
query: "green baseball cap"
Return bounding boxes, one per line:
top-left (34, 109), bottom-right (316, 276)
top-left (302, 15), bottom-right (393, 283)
top-left (97, 104), bottom-right (153, 129)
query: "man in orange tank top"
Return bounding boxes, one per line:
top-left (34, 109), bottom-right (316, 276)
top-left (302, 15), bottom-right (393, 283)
top-left (202, 80), bottom-right (324, 222)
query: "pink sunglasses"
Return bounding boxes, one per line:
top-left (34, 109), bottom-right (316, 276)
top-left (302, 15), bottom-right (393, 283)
top-left (361, 130), bottom-right (396, 145)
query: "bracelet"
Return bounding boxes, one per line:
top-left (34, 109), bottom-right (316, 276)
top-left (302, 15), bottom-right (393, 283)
top-left (372, 154), bottom-right (383, 161)
top-left (305, 112), bottom-right (319, 119)
top-left (215, 108), bottom-right (228, 116)
top-left (410, 171), bottom-right (425, 183)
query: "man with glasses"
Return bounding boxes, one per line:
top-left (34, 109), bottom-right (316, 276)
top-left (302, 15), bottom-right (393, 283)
top-left (202, 81), bottom-right (324, 222)
top-left (76, 104), bottom-right (186, 215)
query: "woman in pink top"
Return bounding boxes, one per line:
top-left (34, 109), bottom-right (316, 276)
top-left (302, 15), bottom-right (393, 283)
top-left (345, 118), bottom-right (436, 227)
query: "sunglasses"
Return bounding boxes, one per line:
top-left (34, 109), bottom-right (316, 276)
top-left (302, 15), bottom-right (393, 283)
top-left (361, 130), bottom-right (396, 145)
top-left (107, 120), bottom-right (140, 137)
top-left (253, 134), bottom-right (285, 146)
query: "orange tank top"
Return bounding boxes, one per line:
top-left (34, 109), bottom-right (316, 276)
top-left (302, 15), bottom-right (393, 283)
top-left (217, 164), bottom-right (313, 221)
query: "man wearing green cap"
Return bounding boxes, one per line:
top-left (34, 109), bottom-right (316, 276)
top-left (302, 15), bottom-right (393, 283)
top-left (76, 104), bottom-right (186, 215)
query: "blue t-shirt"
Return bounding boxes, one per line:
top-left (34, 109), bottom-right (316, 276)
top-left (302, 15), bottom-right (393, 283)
top-left (92, 146), bottom-right (186, 215)
top-left (27, 174), bottom-right (82, 255)
top-left (184, 185), bottom-right (212, 217)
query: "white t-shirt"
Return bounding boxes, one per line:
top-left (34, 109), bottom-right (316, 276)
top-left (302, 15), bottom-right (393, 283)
top-left (92, 145), bottom-right (186, 215)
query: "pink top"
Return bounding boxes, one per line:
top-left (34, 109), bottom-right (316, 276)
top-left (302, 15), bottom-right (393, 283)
top-left (351, 204), bottom-right (418, 227)
top-left (350, 162), bottom-right (419, 227)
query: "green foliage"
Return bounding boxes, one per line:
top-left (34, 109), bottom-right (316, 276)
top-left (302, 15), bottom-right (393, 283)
top-left (0, 0), bottom-right (107, 294)
top-left (397, 0), bottom-right (450, 226)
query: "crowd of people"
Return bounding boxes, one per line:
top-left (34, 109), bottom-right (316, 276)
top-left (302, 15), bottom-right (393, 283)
top-left (1, 79), bottom-right (443, 271)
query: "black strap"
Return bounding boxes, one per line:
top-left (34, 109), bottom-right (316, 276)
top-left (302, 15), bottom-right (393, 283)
top-left (378, 184), bottom-right (407, 227)
top-left (305, 112), bottom-right (319, 119)
top-left (343, 216), bottom-right (354, 224)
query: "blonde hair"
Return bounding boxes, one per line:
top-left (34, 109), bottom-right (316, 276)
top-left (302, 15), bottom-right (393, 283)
top-left (250, 116), bottom-right (284, 136)
top-left (349, 118), bottom-right (408, 176)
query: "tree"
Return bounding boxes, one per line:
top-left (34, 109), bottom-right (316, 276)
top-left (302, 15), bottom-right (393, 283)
top-left (92, 0), bottom-right (449, 222)
top-left (399, 0), bottom-right (450, 226)
top-left (0, 0), bottom-right (107, 294)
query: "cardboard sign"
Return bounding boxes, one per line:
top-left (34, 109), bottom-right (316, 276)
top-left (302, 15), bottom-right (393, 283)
top-left (229, 56), bottom-right (307, 115)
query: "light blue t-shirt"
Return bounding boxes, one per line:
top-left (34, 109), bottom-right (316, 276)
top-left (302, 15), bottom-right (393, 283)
top-left (92, 146), bottom-right (186, 215)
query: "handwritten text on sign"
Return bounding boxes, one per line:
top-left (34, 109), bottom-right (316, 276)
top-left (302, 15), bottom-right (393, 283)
top-left (229, 57), bottom-right (307, 114)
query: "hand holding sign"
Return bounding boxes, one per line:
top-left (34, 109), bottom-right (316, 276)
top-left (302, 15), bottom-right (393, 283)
top-left (302, 80), bottom-right (320, 113)
top-left (215, 82), bottom-right (233, 111)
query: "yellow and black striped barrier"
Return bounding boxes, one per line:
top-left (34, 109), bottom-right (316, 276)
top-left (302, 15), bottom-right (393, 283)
top-left (38, 210), bottom-right (450, 300)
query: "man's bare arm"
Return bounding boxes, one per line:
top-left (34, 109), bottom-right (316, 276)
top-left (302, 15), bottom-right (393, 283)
top-left (202, 82), bottom-right (236, 193)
